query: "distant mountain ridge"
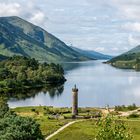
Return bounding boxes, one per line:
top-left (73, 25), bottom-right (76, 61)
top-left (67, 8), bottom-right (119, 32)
top-left (0, 16), bottom-right (111, 62)
top-left (72, 47), bottom-right (112, 60)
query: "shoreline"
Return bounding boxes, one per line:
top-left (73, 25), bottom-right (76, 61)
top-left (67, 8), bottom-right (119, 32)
top-left (11, 105), bottom-right (140, 115)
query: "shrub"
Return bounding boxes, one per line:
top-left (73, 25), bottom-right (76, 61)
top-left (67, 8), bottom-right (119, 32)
top-left (96, 115), bottom-right (133, 140)
top-left (127, 104), bottom-right (137, 111)
top-left (0, 97), bottom-right (44, 140)
top-left (115, 104), bottom-right (137, 111)
top-left (128, 113), bottom-right (139, 118)
top-left (44, 107), bottom-right (51, 115)
top-left (31, 108), bottom-right (36, 112)
top-left (0, 115), bottom-right (44, 140)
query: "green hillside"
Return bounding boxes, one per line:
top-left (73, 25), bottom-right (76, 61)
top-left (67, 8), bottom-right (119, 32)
top-left (108, 45), bottom-right (140, 70)
top-left (0, 16), bottom-right (91, 62)
top-left (0, 54), bottom-right (8, 61)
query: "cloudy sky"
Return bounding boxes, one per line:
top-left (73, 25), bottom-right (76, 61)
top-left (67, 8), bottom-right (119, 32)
top-left (0, 0), bottom-right (140, 55)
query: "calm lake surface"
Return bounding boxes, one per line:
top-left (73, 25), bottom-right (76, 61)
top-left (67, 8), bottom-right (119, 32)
top-left (8, 61), bottom-right (140, 108)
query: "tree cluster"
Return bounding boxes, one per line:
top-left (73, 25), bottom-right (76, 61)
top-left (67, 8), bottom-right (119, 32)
top-left (0, 97), bottom-right (44, 140)
top-left (0, 56), bottom-right (65, 92)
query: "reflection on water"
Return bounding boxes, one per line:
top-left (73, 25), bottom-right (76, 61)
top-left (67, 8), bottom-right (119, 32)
top-left (8, 85), bottom-right (64, 107)
top-left (8, 61), bottom-right (140, 108)
top-left (6, 85), bottom-right (64, 101)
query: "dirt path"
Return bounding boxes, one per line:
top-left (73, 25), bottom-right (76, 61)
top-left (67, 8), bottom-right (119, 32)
top-left (45, 108), bottom-right (140, 140)
top-left (45, 120), bottom-right (82, 140)
top-left (119, 108), bottom-right (140, 117)
top-left (100, 108), bottom-right (140, 117)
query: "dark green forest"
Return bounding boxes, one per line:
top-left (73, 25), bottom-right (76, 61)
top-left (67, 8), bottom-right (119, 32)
top-left (0, 56), bottom-right (66, 93)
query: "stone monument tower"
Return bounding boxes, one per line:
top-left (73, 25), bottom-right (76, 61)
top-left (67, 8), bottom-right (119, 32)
top-left (72, 85), bottom-right (78, 116)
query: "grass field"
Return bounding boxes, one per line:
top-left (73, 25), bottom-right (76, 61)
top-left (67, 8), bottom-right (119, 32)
top-left (12, 106), bottom-right (100, 137)
top-left (12, 106), bottom-right (140, 140)
top-left (50, 119), bottom-right (140, 140)
top-left (127, 120), bottom-right (140, 140)
top-left (50, 120), bottom-right (98, 140)
top-left (12, 106), bottom-right (72, 137)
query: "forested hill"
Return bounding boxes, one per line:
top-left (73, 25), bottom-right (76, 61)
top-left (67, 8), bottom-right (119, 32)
top-left (0, 56), bottom-right (66, 93)
top-left (108, 45), bottom-right (140, 70)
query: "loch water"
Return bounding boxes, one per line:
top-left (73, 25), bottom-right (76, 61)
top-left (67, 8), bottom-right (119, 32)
top-left (8, 61), bottom-right (140, 108)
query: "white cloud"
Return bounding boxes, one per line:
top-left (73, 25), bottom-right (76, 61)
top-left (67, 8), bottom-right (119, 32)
top-left (0, 3), bottom-right (21, 16)
top-left (122, 22), bottom-right (140, 32)
top-left (112, 47), bottom-right (119, 51)
top-left (30, 11), bottom-right (46, 25)
top-left (124, 47), bottom-right (129, 51)
top-left (95, 47), bottom-right (105, 52)
top-left (0, 1), bottom-right (47, 27)
top-left (111, 0), bottom-right (140, 20)
top-left (128, 34), bottom-right (140, 46)
top-left (53, 8), bottom-right (65, 12)
top-left (0, 0), bottom-right (139, 55)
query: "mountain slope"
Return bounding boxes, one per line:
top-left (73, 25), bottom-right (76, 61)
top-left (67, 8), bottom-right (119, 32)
top-left (0, 16), bottom-right (91, 62)
top-left (0, 54), bottom-right (8, 61)
top-left (72, 47), bottom-right (112, 60)
top-left (108, 45), bottom-right (140, 70)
